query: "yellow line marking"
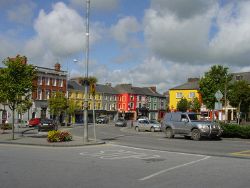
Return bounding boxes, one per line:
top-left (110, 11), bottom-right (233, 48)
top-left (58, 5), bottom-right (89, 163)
top-left (231, 150), bottom-right (250, 157)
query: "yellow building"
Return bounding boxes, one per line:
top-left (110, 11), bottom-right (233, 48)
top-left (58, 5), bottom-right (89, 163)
top-left (169, 78), bottom-right (201, 111)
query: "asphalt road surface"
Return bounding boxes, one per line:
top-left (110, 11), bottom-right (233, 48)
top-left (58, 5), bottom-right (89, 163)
top-left (0, 143), bottom-right (250, 188)
top-left (1, 124), bottom-right (250, 188)
top-left (71, 124), bottom-right (250, 159)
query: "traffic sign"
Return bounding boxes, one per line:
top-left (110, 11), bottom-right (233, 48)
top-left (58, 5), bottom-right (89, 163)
top-left (215, 90), bottom-right (223, 101)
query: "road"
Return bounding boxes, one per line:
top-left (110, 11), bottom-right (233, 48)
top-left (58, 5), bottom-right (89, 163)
top-left (71, 123), bottom-right (250, 159)
top-left (1, 123), bottom-right (250, 188)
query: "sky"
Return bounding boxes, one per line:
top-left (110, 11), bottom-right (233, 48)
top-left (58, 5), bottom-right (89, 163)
top-left (1, 0), bottom-right (250, 93)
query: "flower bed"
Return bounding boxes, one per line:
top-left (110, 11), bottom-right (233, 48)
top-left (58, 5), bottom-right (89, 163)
top-left (47, 130), bottom-right (72, 142)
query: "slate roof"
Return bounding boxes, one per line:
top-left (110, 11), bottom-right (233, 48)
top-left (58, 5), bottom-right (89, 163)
top-left (231, 72), bottom-right (250, 84)
top-left (114, 84), bottom-right (165, 97)
top-left (170, 80), bottom-right (200, 90)
top-left (67, 80), bottom-right (83, 91)
top-left (96, 84), bottom-right (119, 94)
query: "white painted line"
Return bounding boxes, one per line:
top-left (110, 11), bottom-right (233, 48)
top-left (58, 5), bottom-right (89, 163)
top-left (110, 144), bottom-right (207, 157)
top-left (139, 156), bottom-right (210, 181)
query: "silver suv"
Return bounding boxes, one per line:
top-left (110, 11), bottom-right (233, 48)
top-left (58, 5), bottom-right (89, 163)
top-left (161, 112), bottom-right (223, 140)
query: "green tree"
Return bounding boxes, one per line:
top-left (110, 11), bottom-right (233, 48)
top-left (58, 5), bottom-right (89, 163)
top-left (199, 65), bottom-right (232, 110)
top-left (66, 99), bottom-right (80, 124)
top-left (16, 99), bottom-right (32, 121)
top-left (177, 98), bottom-right (190, 112)
top-left (0, 55), bottom-right (36, 139)
top-left (190, 97), bottom-right (201, 112)
top-left (48, 91), bottom-right (67, 127)
top-left (227, 80), bottom-right (250, 124)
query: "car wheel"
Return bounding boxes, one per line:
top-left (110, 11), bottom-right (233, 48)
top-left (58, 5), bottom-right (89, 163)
top-left (191, 129), bottom-right (201, 141)
top-left (150, 127), bottom-right (155, 132)
top-left (165, 128), bottom-right (174, 138)
top-left (135, 126), bottom-right (140, 132)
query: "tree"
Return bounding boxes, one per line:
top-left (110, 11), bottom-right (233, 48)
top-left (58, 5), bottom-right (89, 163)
top-left (177, 98), bottom-right (190, 112)
top-left (227, 80), bottom-right (250, 124)
top-left (190, 97), bottom-right (201, 112)
top-left (199, 65), bottom-right (232, 110)
top-left (0, 55), bottom-right (36, 139)
top-left (66, 99), bottom-right (81, 124)
top-left (16, 99), bottom-right (33, 121)
top-left (48, 91), bottom-right (67, 127)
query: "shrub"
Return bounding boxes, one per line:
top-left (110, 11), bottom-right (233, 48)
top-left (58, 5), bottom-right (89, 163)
top-left (220, 123), bottom-right (250, 139)
top-left (47, 130), bottom-right (72, 142)
top-left (0, 123), bottom-right (12, 130)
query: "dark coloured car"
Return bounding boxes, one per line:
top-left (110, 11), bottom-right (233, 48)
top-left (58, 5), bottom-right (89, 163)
top-left (115, 119), bottom-right (127, 127)
top-left (38, 119), bottom-right (57, 131)
top-left (161, 112), bottom-right (223, 140)
top-left (96, 116), bottom-right (109, 124)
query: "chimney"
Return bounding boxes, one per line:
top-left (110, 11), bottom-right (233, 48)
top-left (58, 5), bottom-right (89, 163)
top-left (106, 83), bottom-right (112, 87)
top-left (149, 86), bottom-right (156, 92)
top-left (8, 55), bottom-right (27, 65)
top-left (188, 78), bottom-right (199, 82)
top-left (55, 63), bottom-right (61, 71)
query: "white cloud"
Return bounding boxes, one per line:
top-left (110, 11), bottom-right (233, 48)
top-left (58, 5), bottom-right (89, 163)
top-left (144, 0), bottom-right (250, 67)
top-left (111, 16), bottom-right (141, 44)
top-left (23, 2), bottom-right (102, 66)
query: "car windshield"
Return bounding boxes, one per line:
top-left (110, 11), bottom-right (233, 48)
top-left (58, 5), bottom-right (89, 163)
top-left (118, 119), bottom-right (124, 122)
top-left (149, 120), bottom-right (159, 124)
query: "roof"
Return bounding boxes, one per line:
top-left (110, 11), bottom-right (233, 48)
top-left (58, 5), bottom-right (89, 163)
top-left (114, 84), bottom-right (165, 97)
top-left (231, 72), bottom-right (250, 84)
top-left (67, 80), bottom-right (83, 91)
top-left (96, 84), bottom-right (119, 94)
top-left (170, 80), bottom-right (200, 90)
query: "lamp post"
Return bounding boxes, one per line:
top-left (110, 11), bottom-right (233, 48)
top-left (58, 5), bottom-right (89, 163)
top-left (83, 0), bottom-right (90, 143)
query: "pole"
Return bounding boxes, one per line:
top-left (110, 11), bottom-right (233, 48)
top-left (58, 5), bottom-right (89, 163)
top-left (83, 0), bottom-right (90, 143)
top-left (224, 75), bottom-right (227, 123)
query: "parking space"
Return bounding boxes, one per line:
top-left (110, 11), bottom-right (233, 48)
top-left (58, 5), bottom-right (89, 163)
top-left (79, 144), bottom-right (210, 181)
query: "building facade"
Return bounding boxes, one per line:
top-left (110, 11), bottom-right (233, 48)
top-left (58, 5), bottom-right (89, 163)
top-left (31, 63), bottom-right (67, 120)
top-left (169, 78), bottom-right (201, 111)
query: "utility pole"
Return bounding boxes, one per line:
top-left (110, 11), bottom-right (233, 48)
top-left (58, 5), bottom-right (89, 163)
top-left (83, 0), bottom-right (90, 143)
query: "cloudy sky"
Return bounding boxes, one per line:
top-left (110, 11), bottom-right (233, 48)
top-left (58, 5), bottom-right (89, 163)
top-left (1, 0), bottom-right (250, 93)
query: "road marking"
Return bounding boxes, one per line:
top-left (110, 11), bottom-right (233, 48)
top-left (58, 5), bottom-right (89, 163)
top-left (111, 144), bottom-right (207, 157)
top-left (231, 150), bottom-right (250, 157)
top-left (80, 149), bottom-right (160, 160)
top-left (139, 156), bottom-right (210, 181)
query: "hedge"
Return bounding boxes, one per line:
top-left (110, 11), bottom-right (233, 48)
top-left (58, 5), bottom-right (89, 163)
top-left (220, 123), bottom-right (250, 139)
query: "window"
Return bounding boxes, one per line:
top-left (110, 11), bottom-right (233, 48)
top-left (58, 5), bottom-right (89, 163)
top-left (138, 95), bottom-right (142, 101)
top-left (45, 77), bottom-right (50, 85)
top-left (38, 90), bottom-right (42, 100)
top-left (129, 102), bottom-right (134, 109)
top-left (189, 92), bottom-right (195, 98)
top-left (176, 92), bottom-right (183, 98)
top-left (52, 78), bottom-right (57, 86)
top-left (154, 103), bottom-right (157, 110)
top-left (122, 96), bottom-right (125, 102)
top-left (46, 90), bottom-right (50, 99)
top-left (38, 77), bottom-right (42, 85)
top-left (130, 95), bottom-right (134, 101)
top-left (59, 79), bottom-right (63, 87)
top-left (138, 103), bottom-right (142, 108)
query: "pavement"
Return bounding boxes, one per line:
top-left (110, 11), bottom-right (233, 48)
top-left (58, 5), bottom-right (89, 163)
top-left (0, 126), bottom-right (105, 147)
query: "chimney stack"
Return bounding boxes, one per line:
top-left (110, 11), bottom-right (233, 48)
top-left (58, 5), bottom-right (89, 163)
top-left (55, 63), bottom-right (61, 71)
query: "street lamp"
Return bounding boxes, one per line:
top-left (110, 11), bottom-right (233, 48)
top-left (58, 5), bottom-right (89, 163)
top-left (83, 0), bottom-right (90, 143)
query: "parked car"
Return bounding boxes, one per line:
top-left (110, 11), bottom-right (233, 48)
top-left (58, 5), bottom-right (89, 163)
top-left (161, 112), bottom-right (223, 140)
top-left (38, 119), bottom-right (57, 132)
top-left (96, 115), bottom-right (109, 124)
top-left (28, 118), bottom-right (41, 127)
top-left (134, 118), bottom-right (161, 132)
top-left (115, 119), bottom-right (127, 127)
